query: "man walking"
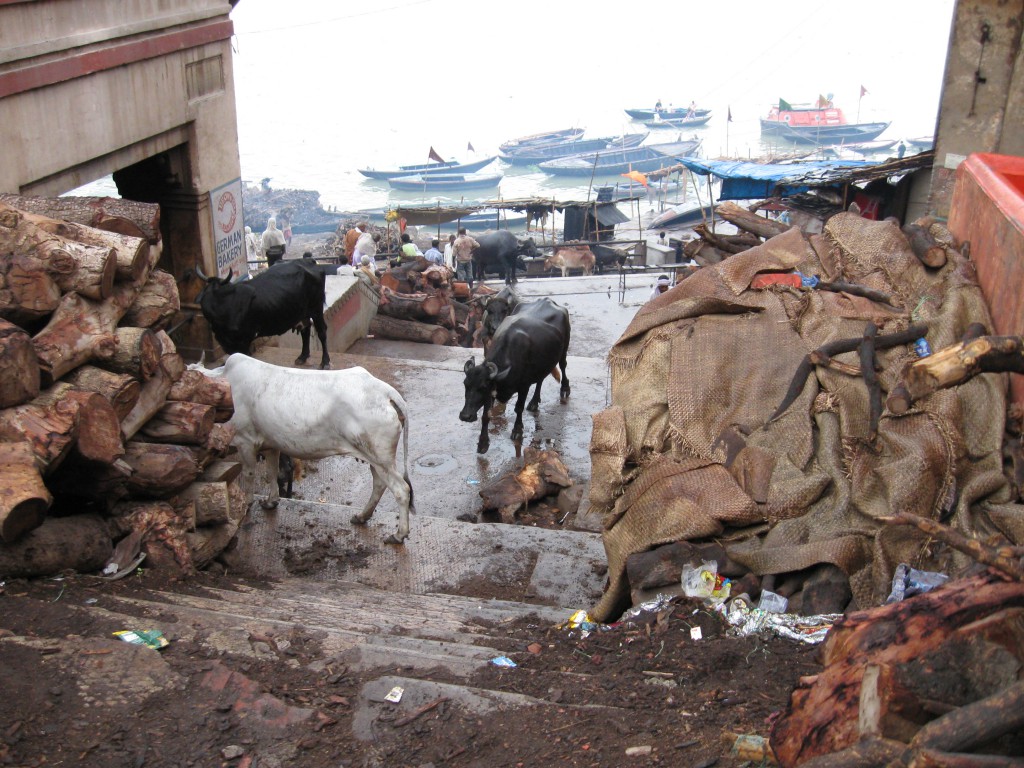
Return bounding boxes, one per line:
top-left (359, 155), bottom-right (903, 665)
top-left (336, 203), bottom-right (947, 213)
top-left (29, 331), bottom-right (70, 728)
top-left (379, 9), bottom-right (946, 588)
top-left (452, 227), bottom-right (479, 288)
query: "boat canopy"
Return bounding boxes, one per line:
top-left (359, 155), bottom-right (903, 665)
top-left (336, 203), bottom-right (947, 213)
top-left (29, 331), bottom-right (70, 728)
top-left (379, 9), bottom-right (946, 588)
top-left (675, 158), bottom-right (879, 200)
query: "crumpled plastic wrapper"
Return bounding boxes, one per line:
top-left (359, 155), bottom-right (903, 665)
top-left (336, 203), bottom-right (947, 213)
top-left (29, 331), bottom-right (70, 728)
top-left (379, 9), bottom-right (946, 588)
top-left (619, 593), bottom-right (676, 621)
top-left (720, 601), bottom-right (842, 645)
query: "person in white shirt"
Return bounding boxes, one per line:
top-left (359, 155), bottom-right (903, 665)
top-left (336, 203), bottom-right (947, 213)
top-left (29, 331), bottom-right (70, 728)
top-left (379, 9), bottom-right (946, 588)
top-left (443, 234), bottom-right (456, 270)
top-left (649, 274), bottom-right (671, 300)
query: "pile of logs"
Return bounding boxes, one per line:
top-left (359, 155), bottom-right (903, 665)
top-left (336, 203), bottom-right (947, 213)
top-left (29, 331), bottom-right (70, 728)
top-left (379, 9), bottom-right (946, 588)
top-left (685, 201), bottom-right (958, 270)
top-left (371, 257), bottom-right (491, 347)
top-left (0, 195), bottom-right (243, 581)
top-left (771, 514), bottom-right (1024, 768)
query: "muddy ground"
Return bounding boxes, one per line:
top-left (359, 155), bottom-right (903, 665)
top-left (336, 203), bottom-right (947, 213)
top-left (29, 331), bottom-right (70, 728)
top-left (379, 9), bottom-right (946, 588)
top-left (0, 570), bottom-right (817, 768)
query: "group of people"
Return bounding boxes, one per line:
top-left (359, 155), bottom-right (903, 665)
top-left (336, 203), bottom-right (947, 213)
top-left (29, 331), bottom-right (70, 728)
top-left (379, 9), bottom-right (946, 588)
top-left (245, 217), bottom-right (290, 271)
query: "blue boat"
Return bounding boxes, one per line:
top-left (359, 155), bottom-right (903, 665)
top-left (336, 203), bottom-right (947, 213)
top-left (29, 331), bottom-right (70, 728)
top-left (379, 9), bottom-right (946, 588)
top-left (641, 113), bottom-right (712, 129)
top-left (358, 155), bottom-right (497, 180)
top-left (538, 140), bottom-right (702, 177)
top-left (625, 106), bottom-right (711, 121)
top-left (596, 178), bottom-right (685, 201)
top-left (502, 132), bottom-right (649, 165)
top-left (387, 172), bottom-right (503, 192)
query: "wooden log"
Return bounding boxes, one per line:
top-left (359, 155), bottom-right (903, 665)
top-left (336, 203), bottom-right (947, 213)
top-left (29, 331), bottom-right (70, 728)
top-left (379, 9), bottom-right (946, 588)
top-left (121, 367), bottom-right (173, 441)
top-left (186, 479), bottom-right (248, 568)
top-left (176, 481), bottom-right (232, 527)
top-left (377, 291), bottom-right (446, 322)
top-left (62, 365), bottom-right (140, 420)
top-left (693, 223), bottom-right (751, 254)
top-left (137, 401), bottom-right (215, 445)
top-left (167, 369), bottom-right (233, 420)
top-left (910, 749), bottom-right (1024, 768)
top-left (155, 330), bottom-right (185, 382)
top-left (0, 442), bottom-right (52, 543)
top-left (0, 318), bottom-right (40, 408)
top-left (200, 460), bottom-right (243, 484)
top-left (903, 223), bottom-right (948, 269)
top-left (2, 202), bottom-right (148, 282)
top-left (122, 441), bottom-right (200, 498)
top-left (888, 335), bottom-right (1024, 415)
top-left (795, 737), bottom-right (908, 768)
top-left (108, 500), bottom-right (193, 577)
top-left (717, 200), bottom-right (792, 240)
top-left (0, 252), bottom-right (62, 323)
top-left (121, 269), bottom-right (179, 328)
top-left (910, 680), bottom-right (1024, 755)
top-left (188, 422), bottom-right (236, 470)
top-left (0, 382), bottom-right (123, 472)
top-left (0, 203), bottom-right (117, 300)
top-left (0, 513), bottom-right (111, 578)
top-left (97, 326), bottom-right (161, 381)
top-left (369, 314), bottom-right (451, 345)
top-left (478, 449), bottom-right (572, 523)
top-left (0, 194), bottom-right (162, 244)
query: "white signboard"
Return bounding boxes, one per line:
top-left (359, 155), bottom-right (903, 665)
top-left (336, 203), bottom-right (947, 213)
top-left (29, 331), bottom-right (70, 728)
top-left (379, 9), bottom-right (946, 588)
top-left (210, 178), bottom-right (247, 279)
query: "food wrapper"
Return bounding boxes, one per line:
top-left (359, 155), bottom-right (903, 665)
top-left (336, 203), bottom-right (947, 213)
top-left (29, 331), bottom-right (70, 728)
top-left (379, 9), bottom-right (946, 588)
top-left (490, 656), bottom-right (517, 668)
top-left (113, 629), bottom-right (168, 650)
top-left (720, 606), bottom-right (841, 645)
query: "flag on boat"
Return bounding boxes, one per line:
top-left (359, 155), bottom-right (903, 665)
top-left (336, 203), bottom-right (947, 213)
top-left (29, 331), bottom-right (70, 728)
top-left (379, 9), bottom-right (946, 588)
top-left (860, 84), bottom-right (868, 97)
top-left (778, 98), bottom-right (793, 111)
top-left (428, 146), bottom-right (444, 163)
top-left (816, 94), bottom-right (831, 108)
top-left (621, 170), bottom-right (648, 188)
top-left (728, 106), bottom-right (733, 122)
top-left (467, 141), bottom-right (475, 152)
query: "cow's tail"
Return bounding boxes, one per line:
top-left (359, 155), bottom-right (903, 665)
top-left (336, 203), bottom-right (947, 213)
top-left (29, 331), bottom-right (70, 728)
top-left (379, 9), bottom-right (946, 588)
top-left (390, 394), bottom-right (414, 510)
top-left (549, 366), bottom-right (561, 383)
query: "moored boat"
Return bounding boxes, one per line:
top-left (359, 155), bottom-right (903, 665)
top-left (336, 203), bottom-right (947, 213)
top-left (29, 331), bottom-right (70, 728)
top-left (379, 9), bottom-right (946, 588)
top-left (502, 132), bottom-right (649, 165)
top-left (641, 113), bottom-right (712, 129)
top-left (538, 140), bottom-right (702, 177)
top-left (649, 200), bottom-right (716, 229)
top-left (358, 155), bottom-right (497, 180)
top-left (387, 172), bottom-right (503, 192)
top-left (596, 178), bottom-right (685, 201)
top-left (625, 106), bottom-right (711, 121)
top-left (760, 98), bottom-right (889, 145)
top-left (498, 127), bottom-right (585, 153)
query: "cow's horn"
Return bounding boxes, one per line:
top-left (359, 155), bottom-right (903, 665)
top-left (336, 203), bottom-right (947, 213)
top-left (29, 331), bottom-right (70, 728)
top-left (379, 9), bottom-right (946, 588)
top-left (194, 263), bottom-right (209, 282)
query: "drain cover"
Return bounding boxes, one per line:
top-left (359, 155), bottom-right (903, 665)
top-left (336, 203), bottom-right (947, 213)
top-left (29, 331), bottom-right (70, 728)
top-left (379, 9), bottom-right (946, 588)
top-left (414, 453), bottom-right (457, 474)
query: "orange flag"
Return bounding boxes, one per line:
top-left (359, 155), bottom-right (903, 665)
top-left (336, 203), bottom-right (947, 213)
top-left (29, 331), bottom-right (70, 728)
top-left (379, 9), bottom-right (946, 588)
top-left (428, 146), bottom-right (444, 163)
top-left (621, 170), bottom-right (648, 187)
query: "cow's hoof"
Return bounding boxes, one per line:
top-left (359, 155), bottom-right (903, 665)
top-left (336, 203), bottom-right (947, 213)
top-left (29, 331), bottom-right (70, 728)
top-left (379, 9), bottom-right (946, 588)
top-left (476, 441), bottom-right (489, 454)
top-left (260, 499), bottom-right (279, 510)
top-left (510, 430), bottom-right (524, 443)
top-left (319, 362), bottom-right (332, 370)
top-left (350, 515), bottom-right (368, 527)
top-left (294, 356), bottom-right (309, 366)
top-left (383, 534), bottom-right (407, 546)
top-left (560, 389), bottom-right (570, 400)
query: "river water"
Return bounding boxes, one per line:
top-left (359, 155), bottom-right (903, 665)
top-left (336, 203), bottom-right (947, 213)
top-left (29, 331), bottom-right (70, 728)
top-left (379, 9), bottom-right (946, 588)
top-left (73, 0), bottom-right (955, 214)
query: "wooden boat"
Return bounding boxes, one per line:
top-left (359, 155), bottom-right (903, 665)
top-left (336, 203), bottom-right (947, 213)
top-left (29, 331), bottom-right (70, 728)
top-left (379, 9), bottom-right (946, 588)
top-left (498, 128), bottom-right (585, 153)
top-left (358, 155), bottom-right (497, 180)
top-left (624, 106), bottom-right (711, 121)
top-left (387, 172), bottom-right (503, 192)
top-left (649, 200), bottom-right (716, 229)
top-left (502, 132), bottom-right (649, 165)
top-left (596, 178), bottom-right (685, 201)
top-left (821, 139), bottom-right (899, 158)
top-left (641, 113), bottom-right (712, 129)
top-left (905, 136), bottom-right (934, 151)
top-left (760, 99), bottom-right (889, 145)
top-left (538, 140), bottom-right (702, 177)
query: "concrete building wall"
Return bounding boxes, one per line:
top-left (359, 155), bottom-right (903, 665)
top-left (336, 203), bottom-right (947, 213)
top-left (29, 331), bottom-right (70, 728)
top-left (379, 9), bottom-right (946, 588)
top-left (930, 0), bottom-right (1024, 216)
top-left (0, 0), bottom-right (243, 356)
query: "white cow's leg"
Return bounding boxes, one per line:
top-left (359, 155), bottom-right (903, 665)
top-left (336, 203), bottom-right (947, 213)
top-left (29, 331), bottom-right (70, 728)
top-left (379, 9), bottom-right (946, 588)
top-left (380, 465), bottom-right (412, 544)
top-left (351, 464), bottom-right (387, 526)
top-left (236, 442), bottom-right (261, 500)
top-left (261, 447), bottom-right (281, 509)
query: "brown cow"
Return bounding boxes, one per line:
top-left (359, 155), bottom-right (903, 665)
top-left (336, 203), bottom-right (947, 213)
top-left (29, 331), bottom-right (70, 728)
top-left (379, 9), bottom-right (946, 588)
top-left (544, 244), bottom-right (596, 277)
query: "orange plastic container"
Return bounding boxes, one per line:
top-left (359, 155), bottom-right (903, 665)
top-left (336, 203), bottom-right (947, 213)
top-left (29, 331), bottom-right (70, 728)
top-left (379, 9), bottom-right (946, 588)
top-left (948, 153), bottom-right (1024, 407)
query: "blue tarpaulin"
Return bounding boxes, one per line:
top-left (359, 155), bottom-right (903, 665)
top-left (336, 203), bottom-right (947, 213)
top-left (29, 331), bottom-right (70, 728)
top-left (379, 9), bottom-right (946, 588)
top-left (676, 158), bottom-right (880, 201)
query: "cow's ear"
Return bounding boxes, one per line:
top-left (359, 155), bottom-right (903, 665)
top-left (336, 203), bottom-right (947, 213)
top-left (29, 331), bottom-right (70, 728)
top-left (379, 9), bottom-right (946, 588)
top-left (464, 357), bottom-right (476, 373)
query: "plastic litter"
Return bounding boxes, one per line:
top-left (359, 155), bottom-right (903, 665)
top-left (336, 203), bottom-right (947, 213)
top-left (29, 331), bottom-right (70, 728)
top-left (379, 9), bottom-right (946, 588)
top-left (491, 656), bottom-right (517, 668)
top-left (886, 563), bottom-right (949, 603)
top-left (758, 589), bottom-right (788, 613)
top-left (681, 561), bottom-right (731, 605)
top-left (384, 685), bottom-right (404, 703)
top-left (915, 337), bottom-right (932, 357)
top-left (113, 629), bottom-right (168, 650)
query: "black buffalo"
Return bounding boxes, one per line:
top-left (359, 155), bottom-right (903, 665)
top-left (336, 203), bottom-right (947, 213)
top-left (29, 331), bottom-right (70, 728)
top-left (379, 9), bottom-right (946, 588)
top-left (472, 230), bottom-right (539, 285)
top-left (460, 297), bottom-right (570, 453)
top-left (195, 260), bottom-right (331, 369)
top-left (479, 285), bottom-right (520, 348)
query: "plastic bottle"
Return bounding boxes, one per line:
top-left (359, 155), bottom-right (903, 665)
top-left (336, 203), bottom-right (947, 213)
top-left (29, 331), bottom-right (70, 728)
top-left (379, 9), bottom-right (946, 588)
top-left (914, 337), bottom-right (932, 357)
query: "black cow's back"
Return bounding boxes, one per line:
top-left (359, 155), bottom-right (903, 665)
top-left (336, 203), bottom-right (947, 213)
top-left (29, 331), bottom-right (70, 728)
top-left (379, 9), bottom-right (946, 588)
top-left (487, 297), bottom-right (570, 400)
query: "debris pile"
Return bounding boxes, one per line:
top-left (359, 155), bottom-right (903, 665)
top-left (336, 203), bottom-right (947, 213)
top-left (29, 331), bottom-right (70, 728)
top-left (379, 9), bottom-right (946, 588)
top-left (0, 195), bottom-right (242, 581)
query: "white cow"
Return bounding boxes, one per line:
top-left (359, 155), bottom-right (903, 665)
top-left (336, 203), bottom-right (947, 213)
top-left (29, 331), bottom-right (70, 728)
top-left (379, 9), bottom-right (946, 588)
top-left (191, 354), bottom-right (414, 544)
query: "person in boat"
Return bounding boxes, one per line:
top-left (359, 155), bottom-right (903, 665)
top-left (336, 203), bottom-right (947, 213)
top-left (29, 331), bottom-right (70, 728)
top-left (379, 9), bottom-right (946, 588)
top-left (685, 101), bottom-right (697, 119)
top-left (654, 98), bottom-right (663, 114)
top-left (897, 141), bottom-right (907, 159)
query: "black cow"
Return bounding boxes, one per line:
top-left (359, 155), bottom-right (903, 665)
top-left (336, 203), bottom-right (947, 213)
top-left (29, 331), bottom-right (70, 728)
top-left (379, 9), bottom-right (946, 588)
top-left (472, 230), bottom-right (539, 285)
top-left (479, 285), bottom-right (520, 348)
top-left (195, 260), bottom-right (331, 369)
top-left (460, 297), bottom-right (570, 454)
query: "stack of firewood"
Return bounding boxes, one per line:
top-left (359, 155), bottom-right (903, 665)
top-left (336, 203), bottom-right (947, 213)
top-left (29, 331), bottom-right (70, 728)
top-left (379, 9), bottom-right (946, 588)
top-left (372, 258), bottom-right (491, 347)
top-left (0, 195), bottom-right (244, 581)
